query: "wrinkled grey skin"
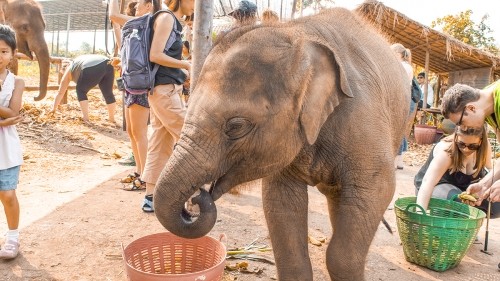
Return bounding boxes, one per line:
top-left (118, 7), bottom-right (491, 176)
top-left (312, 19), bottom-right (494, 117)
top-left (0, 0), bottom-right (50, 101)
top-left (154, 8), bottom-right (409, 281)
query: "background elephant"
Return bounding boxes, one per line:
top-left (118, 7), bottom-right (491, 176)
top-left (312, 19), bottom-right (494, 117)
top-left (0, 0), bottom-right (50, 101)
top-left (154, 8), bottom-right (409, 281)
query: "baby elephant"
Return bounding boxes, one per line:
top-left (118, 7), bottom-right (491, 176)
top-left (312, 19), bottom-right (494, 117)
top-left (154, 7), bottom-right (409, 281)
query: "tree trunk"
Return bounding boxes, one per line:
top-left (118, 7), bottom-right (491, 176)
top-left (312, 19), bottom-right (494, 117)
top-left (190, 0), bottom-right (214, 92)
top-left (291, 0), bottom-right (298, 19)
top-left (280, 0), bottom-right (283, 19)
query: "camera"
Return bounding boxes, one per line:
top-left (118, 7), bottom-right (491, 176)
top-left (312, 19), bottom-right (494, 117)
top-left (116, 77), bottom-right (125, 91)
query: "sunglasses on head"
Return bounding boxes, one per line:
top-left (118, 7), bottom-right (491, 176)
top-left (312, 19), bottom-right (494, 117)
top-left (455, 141), bottom-right (481, 150)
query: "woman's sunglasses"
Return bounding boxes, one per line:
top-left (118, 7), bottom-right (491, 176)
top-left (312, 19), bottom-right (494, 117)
top-left (455, 140), bottom-right (481, 150)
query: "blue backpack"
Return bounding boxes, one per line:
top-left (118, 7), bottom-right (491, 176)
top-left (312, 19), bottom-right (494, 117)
top-left (120, 10), bottom-right (180, 94)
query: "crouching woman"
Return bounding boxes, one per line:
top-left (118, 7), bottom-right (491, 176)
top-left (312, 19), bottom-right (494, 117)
top-left (414, 125), bottom-right (500, 217)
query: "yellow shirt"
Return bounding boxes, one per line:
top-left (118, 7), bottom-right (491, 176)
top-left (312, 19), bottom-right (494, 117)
top-left (485, 80), bottom-right (500, 130)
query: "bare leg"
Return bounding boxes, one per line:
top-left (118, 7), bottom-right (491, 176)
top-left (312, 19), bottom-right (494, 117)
top-left (0, 190), bottom-right (20, 230)
top-left (106, 102), bottom-right (116, 123)
top-left (262, 176), bottom-right (312, 281)
top-left (128, 104), bottom-right (149, 174)
top-left (79, 100), bottom-right (90, 122)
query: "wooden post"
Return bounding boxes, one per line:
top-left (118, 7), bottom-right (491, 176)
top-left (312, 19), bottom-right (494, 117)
top-left (423, 48), bottom-right (430, 110)
top-left (190, 0), bottom-right (214, 92)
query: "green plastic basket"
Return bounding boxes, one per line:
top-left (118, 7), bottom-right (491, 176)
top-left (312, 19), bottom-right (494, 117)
top-left (394, 197), bottom-right (485, 272)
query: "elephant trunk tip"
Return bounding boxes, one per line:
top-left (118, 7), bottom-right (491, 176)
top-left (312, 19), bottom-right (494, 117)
top-left (155, 189), bottom-right (218, 239)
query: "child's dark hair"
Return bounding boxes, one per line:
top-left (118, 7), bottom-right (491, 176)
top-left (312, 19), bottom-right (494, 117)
top-left (0, 24), bottom-right (16, 51)
top-left (183, 40), bottom-right (190, 52)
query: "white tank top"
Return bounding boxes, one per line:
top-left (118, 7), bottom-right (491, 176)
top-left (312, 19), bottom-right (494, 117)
top-left (0, 71), bottom-right (23, 170)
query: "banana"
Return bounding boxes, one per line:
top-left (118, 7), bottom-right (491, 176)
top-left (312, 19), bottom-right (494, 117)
top-left (308, 235), bottom-right (322, 246)
top-left (458, 192), bottom-right (479, 202)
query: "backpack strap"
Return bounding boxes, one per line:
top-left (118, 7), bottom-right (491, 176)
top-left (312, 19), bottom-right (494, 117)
top-left (149, 10), bottom-right (182, 91)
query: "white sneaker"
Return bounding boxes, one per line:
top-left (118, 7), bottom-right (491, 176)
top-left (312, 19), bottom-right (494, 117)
top-left (0, 240), bottom-right (19, 259)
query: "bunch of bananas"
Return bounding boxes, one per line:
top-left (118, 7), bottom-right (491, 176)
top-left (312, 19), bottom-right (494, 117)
top-left (458, 192), bottom-right (479, 202)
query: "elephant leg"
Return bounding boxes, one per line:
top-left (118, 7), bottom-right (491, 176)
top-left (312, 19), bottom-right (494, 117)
top-left (325, 166), bottom-right (395, 280)
top-left (262, 176), bottom-right (312, 281)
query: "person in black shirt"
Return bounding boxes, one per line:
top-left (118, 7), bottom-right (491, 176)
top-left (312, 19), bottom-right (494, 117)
top-left (414, 125), bottom-right (499, 217)
top-left (140, 0), bottom-right (193, 213)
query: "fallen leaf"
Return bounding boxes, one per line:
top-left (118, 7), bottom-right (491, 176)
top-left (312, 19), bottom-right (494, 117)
top-left (308, 235), bottom-right (322, 246)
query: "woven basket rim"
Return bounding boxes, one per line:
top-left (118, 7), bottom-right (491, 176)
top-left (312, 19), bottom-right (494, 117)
top-left (122, 232), bottom-right (226, 278)
top-left (394, 197), bottom-right (486, 222)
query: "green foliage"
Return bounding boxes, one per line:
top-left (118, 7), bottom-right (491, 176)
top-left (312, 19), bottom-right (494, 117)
top-left (299, 0), bottom-right (335, 10)
top-left (431, 10), bottom-right (498, 54)
top-left (80, 42), bottom-right (93, 54)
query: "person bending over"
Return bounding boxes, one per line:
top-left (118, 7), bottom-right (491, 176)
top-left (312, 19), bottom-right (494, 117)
top-left (415, 125), bottom-right (499, 217)
top-left (51, 54), bottom-right (117, 123)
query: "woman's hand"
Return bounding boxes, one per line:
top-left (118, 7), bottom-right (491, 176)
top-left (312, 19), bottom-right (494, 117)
top-left (486, 180), bottom-right (500, 203)
top-left (0, 115), bottom-right (23, 126)
top-left (467, 182), bottom-right (489, 206)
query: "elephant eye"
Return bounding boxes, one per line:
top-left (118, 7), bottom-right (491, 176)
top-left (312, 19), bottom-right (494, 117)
top-left (224, 117), bottom-right (254, 140)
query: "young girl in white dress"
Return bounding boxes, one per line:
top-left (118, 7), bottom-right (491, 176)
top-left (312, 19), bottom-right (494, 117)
top-left (0, 24), bottom-right (25, 259)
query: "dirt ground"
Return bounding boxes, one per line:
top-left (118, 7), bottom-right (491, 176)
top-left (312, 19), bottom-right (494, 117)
top-left (1, 88), bottom-right (499, 281)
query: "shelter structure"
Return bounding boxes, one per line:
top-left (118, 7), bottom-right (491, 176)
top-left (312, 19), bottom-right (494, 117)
top-left (356, 0), bottom-right (500, 108)
top-left (39, 0), bottom-right (111, 56)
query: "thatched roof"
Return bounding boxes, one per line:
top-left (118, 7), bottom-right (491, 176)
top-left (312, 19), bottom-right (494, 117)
top-left (356, 0), bottom-right (500, 78)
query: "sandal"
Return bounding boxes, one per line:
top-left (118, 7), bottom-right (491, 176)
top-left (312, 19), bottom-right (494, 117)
top-left (120, 172), bottom-right (140, 184)
top-left (122, 178), bottom-right (146, 191)
top-left (142, 194), bottom-right (154, 212)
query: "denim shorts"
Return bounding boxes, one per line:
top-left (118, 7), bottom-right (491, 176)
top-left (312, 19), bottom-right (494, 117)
top-left (0, 165), bottom-right (20, 191)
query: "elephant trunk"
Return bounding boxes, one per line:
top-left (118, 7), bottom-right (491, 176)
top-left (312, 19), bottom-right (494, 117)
top-left (154, 149), bottom-right (218, 239)
top-left (31, 37), bottom-right (50, 101)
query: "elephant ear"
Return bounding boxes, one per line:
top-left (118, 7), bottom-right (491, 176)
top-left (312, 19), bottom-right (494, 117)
top-left (294, 40), bottom-right (355, 145)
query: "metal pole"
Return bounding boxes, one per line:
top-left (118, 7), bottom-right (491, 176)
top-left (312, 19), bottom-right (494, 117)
top-left (65, 14), bottom-right (71, 57)
top-left (93, 28), bottom-right (97, 54)
top-left (190, 0), bottom-right (214, 92)
top-left (56, 29), bottom-right (60, 56)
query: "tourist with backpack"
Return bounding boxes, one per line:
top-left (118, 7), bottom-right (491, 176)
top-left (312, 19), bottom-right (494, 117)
top-left (109, 0), bottom-right (159, 190)
top-left (140, 0), bottom-right (194, 212)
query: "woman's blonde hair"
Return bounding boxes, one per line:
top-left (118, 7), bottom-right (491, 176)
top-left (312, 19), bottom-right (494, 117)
top-left (390, 43), bottom-right (411, 64)
top-left (444, 125), bottom-right (489, 177)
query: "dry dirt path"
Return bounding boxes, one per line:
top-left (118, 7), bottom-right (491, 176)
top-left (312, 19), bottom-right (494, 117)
top-left (0, 91), bottom-right (498, 280)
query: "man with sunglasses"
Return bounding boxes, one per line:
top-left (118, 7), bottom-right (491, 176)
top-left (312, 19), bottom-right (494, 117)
top-left (441, 80), bottom-right (500, 205)
top-left (414, 125), bottom-right (500, 217)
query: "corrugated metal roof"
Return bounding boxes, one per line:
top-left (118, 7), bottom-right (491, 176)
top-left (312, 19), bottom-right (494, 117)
top-left (40, 0), bottom-right (108, 31)
top-left (39, 0), bottom-right (293, 32)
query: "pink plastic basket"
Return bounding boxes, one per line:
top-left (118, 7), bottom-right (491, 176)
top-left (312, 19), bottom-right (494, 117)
top-left (122, 232), bottom-right (226, 281)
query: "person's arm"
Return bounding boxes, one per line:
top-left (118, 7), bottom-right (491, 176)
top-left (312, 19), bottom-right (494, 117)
top-left (51, 67), bottom-right (72, 113)
top-left (0, 115), bottom-right (23, 127)
top-left (488, 181), bottom-right (500, 202)
top-left (113, 22), bottom-right (122, 50)
top-left (109, 0), bottom-right (133, 26)
top-left (0, 77), bottom-right (24, 119)
top-left (150, 13), bottom-right (190, 72)
top-left (416, 145), bottom-right (452, 210)
top-left (467, 156), bottom-right (500, 205)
